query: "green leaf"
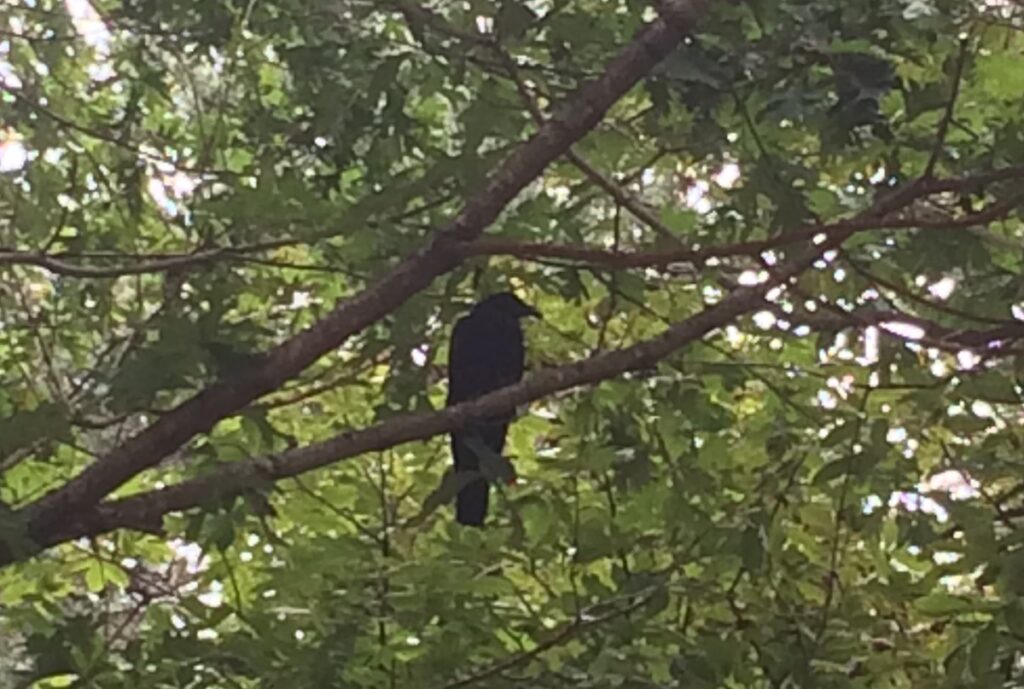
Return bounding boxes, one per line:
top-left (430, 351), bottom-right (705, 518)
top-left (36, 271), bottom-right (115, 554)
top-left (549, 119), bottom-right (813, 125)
top-left (1004, 601), bottom-right (1024, 636)
top-left (496, 1), bottom-right (536, 38)
top-left (465, 435), bottom-right (517, 485)
top-left (411, 469), bottom-right (482, 524)
top-left (822, 422), bottom-right (858, 447)
top-left (83, 561), bottom-right (107, 593)
top-left (660, 207), bottom-right (699, 234)
top-left (977, 53), bottom-right (1024, 100)
top-left (913, 592), bottom-right (975, 616)
top-left (0, 402), bottom-right (70, 457)
top-left (969, 623), bottom-right (998, 678)
top-left (28, 675), bottom-right (80, 689)
top-left (813, 457), bottom-right (852, 484)
top-left (957, 371), bottom-right (1020, 404)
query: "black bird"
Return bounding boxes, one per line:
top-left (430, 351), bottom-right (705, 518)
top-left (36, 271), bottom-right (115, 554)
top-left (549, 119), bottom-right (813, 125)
top-left (447, 292), bottom-right (540, 526)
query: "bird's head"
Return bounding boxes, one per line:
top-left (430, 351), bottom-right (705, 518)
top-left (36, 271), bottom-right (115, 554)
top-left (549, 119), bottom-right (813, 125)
top-left (472, 292), bottom-right (542, 321)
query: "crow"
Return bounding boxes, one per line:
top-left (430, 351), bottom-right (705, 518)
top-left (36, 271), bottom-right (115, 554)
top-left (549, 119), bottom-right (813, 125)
top-left (447, 292), bottom-right (540, 526)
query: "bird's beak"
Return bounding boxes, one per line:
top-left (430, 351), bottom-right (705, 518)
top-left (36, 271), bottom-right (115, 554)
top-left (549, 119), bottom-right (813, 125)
top-left (524, 304), bottom-right (542, 320)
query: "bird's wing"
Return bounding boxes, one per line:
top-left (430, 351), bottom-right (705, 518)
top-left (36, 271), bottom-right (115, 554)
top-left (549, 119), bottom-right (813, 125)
top-left (447, 315), bottom-right (525, 406)
top-left (447, 315), bottom-right (483, 405)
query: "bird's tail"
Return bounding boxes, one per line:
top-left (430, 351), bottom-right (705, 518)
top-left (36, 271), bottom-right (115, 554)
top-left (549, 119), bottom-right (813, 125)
top-left (456, 477), bottom-right (489, 526)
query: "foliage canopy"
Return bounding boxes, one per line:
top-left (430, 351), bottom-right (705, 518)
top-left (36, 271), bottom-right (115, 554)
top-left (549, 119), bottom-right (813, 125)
top-left (2, 0), bottom-right (1024, 687)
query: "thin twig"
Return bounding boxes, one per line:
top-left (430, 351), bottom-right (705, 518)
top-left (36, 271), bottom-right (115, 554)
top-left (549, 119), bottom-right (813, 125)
top-left (924, 37), bottom-right (971, 179)
top-left (437, 589), bottom-right (655, 689)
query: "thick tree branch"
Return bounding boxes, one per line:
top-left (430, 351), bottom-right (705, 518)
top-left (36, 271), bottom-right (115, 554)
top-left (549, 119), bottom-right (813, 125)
top-left (461, 185), bottom-right (1024, 269)
top-left (2, 221), bottom-right (849, 566)
top-left (5, 169), bottom-right (1018, 279)
top-left (16, 0), bottom-right (712, 541)
top-left (0, 194), bottom-right (455, 279)
top-left (495, 40), bottom-right (684, 244)
top-left (0, 160), bottom-right (960, 565)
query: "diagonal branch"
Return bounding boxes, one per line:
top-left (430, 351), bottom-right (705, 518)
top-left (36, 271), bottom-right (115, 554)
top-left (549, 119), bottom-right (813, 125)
top-left (16, 0), bottom-right (713, 540)
top-left (495, 43), bottom-right (684, 244)
top-left (398, 2), bottom-right (685, 245)
top-left (0, 163), bottom-right (949, 566)
top-left (4, 220), bottom-right (850, 566)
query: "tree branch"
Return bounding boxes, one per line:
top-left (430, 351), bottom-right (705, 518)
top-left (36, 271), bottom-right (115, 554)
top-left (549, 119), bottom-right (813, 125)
top-left (15, 0), bottom-right (713, 544)
top-left (494, 41), bottom-right (684, 245)
top-left (2, 149), bottom-right (962, 565)
top-left (0, 247), bottom-right (239, 278)
top-left (777, 303), bottom-right (1024, 351)
top-left (461, 184), bottom-right (1024, 269)
top-left (923, 37), bottom-right (970, 179)
top-left (3, 219), bottom-right (848, 566)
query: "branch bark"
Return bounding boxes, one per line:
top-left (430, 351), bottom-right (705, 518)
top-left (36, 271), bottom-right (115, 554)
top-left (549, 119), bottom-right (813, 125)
top-left (460, 186), bottom-right (1024, 268)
